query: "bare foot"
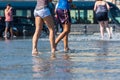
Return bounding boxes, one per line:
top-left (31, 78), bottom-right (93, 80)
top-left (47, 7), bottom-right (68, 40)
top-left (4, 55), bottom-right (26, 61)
top-left (64, 48), bottom-right (70, 53)
top-left (54, 43), bottom-right (59, 51)
top-left (51, 48), bottom-right (56, 54)
top-left (109, 36), bottom-right (112, 39)
top-left (32, 50), bottom-right (39, 56)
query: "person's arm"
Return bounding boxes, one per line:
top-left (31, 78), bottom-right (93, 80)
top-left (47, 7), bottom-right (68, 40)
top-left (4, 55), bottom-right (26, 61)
top-left (68, 0), bottom-right (72, 3)
top-left (54, 3), bottom-right (58, 18)
top-left (5, 9), bottom-right (8, 15)
top-left (6, 7), bottom-right (12, 14)
top-left (106, 2), bottom-right (110, 10)
top-left (55, 3), bottom-right (58, 12)
top-left (94, 2), bottom-right (97, 11)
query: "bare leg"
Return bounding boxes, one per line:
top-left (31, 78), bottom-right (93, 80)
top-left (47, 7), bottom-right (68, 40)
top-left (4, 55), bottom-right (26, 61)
top-left (10, 27), bottom-right (13, 38)
top-left (63, 23), bottom-right (71, 51)
top-left (110, 26), bottom-right (113, 36)
top-left (4, 27), bottom-right (8, 38)
top-left (55, 23), bottom-right (70, 51)
top-left (32, 16), bottom-right (43, 56)
top-left (63, 34), bottom-right (68, 51)
top-left (43, 15), bottom-right (55, 53)
top-left (104, 21), bottom-right (112, 39)
top-left (99, 21), bottom-right (104, 39)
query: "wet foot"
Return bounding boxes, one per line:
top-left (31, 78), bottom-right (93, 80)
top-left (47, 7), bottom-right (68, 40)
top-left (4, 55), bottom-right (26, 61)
top-left (64, 48), bottom-right (75, 53)
top-left (109, 36), bottom-right (112, 39)
top-left (55, 43), bottom-right (59, 51)
top-left (32, 50), bottom-right (39, 56)
top-left (100, 37), bottom-right (104, 40)
top-left (64, 48), bottom-right (70, 53)
top-left (51, 48), bottom-right (56, 54)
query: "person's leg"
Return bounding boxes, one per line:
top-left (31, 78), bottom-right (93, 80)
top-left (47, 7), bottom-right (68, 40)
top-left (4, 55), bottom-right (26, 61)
top-left (63, 33), bottom-right (68, 51)
top-left (99, 21), bottom-right (104, 39)
top-left (32, 16), bottom-right (43, 56)
top-left (63, 23), bottom-right (71, 51)
top-left (4, 27), bottom-right (8, 38)
top-left (9, 21), bottom-right (13, 38)
top-left (43, 15), bottom-right (55, 53)
top-left (10, 27), bottom-right (13, 38)
top-left (4, 22), bottom-right (9, 38)
top-left (55, 23), bottom-right (70, 50)
top-left (104, 21), bottom-right (112, 39)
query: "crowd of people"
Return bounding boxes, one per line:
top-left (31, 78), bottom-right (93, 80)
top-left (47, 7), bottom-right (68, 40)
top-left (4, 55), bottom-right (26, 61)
top-left (0, 0), bottom-right (113, 57)
top-left (32, 0), bottom-right (112, 57)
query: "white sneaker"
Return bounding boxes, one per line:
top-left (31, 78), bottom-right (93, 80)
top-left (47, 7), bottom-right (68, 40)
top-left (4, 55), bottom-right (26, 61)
top-left (3, 35), bottom-right (7, 38)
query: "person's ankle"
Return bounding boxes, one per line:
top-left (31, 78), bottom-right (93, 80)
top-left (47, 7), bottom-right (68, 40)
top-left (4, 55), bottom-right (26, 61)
top-left (4, 35), bottom-right (7, 38)
top-left (64, 47), bottom-right (69, 52)
top-left (51, 48), bottom-right (55, 53)
top-left (32, 49), bottom-right (38, 56)
top-left (55, 43), bottom-right (58, 51)
top-left (109, 36), bottom-right (112, 39)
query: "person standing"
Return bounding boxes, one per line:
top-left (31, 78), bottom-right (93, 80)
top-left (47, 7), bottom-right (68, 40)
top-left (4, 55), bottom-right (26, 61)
top-left (55, 0), bottom-right (72, 52)
top-left (32, 0), bottom-right (55, 56)
top-left (94, 0), bottom-right (112, 39)
top-left (4, 4), bottom-right (13, 38)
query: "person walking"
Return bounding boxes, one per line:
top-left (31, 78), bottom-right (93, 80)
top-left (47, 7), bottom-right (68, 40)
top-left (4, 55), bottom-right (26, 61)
top-left (32, 0), bottom-right (55, 56)
top-left (4, 4), bottom-right (13, 38)
top-left (55, 0), bottom-right (72, 52)
top-left (94, 0), bottom-right (112, 39)
top-left (54, 3), bottom-right (63, 33)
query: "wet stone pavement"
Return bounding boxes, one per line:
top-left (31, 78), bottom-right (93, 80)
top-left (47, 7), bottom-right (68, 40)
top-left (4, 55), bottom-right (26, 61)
top-left (0, 33), bottom-right (120, 80)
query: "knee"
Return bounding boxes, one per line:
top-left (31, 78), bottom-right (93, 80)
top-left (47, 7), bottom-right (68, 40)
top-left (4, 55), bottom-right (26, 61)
top-left (105, 24), bottom-right (110, 28)
top-left (63, 29), bottom-right (70, 34)
top-left (67, 29), bottom-right (70, 33)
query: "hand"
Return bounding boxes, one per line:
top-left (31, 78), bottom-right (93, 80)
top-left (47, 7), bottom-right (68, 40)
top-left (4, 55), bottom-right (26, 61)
top-left (10, 7), bottom-right (13, 10)
top-left (55, 14), bottom-right (58, 18)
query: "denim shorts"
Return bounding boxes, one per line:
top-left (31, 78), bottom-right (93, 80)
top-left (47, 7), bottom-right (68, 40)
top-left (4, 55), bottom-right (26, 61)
top-left (34, 7), bottom-right (51, 18)
top-left (5, 21), bottom-right (13, 28)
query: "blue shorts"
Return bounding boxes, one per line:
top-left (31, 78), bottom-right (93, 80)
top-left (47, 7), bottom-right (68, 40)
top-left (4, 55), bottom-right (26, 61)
top-left (34, 7), bottom-right (51, 18)
top-left (5, 21), bottom-right (13, 28)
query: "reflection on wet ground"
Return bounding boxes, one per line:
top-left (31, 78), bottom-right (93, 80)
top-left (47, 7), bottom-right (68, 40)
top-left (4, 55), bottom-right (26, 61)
top-left (0, 33), bottom-right (120, 80)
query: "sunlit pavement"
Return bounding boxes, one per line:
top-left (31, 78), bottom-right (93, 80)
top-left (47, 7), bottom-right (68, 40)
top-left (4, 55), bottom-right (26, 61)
top-left (0, 33), bottom-right (120, 80)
